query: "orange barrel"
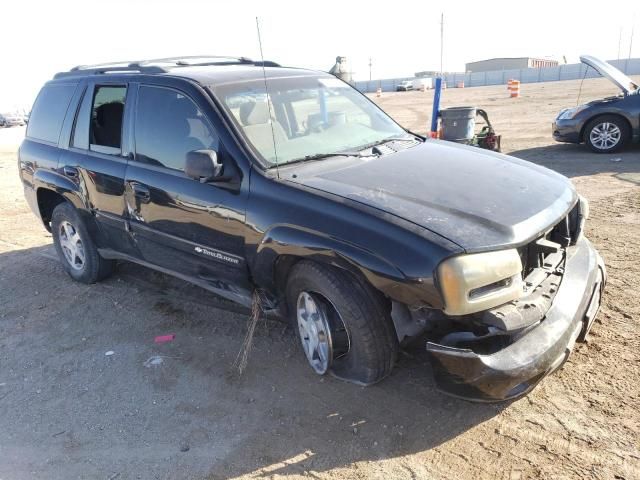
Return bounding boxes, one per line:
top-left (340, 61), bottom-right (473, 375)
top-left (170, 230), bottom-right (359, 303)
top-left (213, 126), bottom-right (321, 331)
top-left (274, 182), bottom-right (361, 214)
top-left (508, 79), bottom-right (520, 98)
top-left (456, 81), bottom-right (464, 88)
top-left (376, 87), bottom-right (382, 97)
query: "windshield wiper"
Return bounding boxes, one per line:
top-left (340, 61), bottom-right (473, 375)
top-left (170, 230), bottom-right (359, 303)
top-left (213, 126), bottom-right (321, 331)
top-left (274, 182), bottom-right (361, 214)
top-left (275, 151), bottom-right (373, 168)
top-left (373, 135), bottom-right (418, 146)
top-left (355, 134), bottom-right (419, 151)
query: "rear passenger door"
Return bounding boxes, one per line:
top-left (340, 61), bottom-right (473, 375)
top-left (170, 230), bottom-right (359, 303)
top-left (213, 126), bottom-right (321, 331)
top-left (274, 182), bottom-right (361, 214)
top-left (60, 81), bottom-right (138, 256)
top-left (124, 83), bottom-right (251, 293)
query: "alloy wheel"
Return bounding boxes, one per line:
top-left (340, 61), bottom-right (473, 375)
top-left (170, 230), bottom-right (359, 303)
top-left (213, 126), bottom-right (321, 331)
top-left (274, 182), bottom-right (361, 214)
top-left (58, 220), bottom-right (86, 271)
top-left (589, 122), bottom-right (621, 150)
top-left (296, 291), bottom-right (335, 374)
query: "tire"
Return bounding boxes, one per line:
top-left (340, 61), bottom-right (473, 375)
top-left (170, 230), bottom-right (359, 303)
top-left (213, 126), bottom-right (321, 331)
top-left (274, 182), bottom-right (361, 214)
top-left (51, 202), bottom-right (115, 283)
top-left (584, 115), bottom-right (630, 153)
top-left (286, 261), bottom-right (398, 385)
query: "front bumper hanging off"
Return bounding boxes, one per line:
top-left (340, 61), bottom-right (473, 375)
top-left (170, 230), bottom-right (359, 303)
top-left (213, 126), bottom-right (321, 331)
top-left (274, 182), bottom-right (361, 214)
top-left (427, 237), bottom-right (605, 402)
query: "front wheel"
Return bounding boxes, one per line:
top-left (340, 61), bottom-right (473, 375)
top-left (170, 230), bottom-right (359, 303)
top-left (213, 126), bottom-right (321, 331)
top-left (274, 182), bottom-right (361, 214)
top-left (585, 115), bottom-right (629, 153)
top-left (286, 261), bottom-right (398, 385)
top-left (51, 202), bottom-right (115, 284)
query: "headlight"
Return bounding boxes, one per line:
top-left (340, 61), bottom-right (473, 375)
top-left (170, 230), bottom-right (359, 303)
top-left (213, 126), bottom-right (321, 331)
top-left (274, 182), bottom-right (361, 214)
top-left (571, 195), bottom-right (589, 244)
top-left (558, 105), bottom-right (589, 120)
top-left (437, 249), bottom-right (524, 316)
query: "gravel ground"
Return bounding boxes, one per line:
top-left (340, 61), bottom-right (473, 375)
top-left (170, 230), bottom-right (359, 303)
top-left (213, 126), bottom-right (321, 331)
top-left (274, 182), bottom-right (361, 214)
top-left (0, 76), bottom-right (639, 480)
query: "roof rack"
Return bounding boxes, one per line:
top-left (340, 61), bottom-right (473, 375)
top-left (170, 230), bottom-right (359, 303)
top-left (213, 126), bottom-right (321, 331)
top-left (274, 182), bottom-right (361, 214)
top-left (54, 55), bottom-right (281, 79)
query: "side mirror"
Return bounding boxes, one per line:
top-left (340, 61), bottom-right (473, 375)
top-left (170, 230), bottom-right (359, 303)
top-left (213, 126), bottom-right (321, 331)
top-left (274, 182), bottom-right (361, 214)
top-left (185, 149), bottom-right (223, 182)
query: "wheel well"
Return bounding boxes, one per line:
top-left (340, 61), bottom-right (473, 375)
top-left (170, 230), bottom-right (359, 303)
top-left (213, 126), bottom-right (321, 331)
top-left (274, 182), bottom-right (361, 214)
top-left (36, 188), bottom-right (67, 231)
top-left (580, 113), bottom-right (632, 142)
top-left (273, 255), bottom-right (302, 303)
top-left (273, 255), bottom-right (391, 316)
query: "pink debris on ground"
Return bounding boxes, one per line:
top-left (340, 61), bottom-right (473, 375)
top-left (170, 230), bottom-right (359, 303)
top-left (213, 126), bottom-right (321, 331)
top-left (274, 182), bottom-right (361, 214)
top-left (154, 334), bottom-right (175, 344)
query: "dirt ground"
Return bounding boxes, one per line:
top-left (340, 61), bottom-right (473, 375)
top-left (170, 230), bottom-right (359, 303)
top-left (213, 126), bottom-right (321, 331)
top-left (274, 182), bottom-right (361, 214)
top-left (0, 76), bottom-right (639, 480)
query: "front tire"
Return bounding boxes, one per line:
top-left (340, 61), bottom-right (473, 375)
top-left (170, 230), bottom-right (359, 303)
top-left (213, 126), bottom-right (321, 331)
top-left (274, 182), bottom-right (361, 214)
top-left (51, 202), bottom-right (115, 284)
top-left (286, 261), bottom-right (398, 385)
top-left (585, 115), bottom-right (629, 153)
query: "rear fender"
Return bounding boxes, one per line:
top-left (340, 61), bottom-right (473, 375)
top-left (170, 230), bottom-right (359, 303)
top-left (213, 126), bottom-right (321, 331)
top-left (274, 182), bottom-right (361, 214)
top-left (32, 169), bottom-right (94, 234)
top-left (33, 168), bottom-right (86, 211)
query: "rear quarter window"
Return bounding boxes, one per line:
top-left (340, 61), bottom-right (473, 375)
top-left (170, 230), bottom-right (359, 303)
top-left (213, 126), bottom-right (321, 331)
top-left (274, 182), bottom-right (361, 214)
top-left (27, 84), bottom-right (77, 144)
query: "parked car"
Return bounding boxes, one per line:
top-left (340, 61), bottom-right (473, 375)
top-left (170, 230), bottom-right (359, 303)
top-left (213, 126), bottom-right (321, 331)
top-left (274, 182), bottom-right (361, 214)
top-left (0, 112), bottom-right (23, 127)
top-left (412, 78), bottom-right (432, 91)
top-left (19, 56), bottom-right (605, 401)
top-left (396, 80), bottom-right (413, 91)
top-left (553, 55), bottom-right (640, 153)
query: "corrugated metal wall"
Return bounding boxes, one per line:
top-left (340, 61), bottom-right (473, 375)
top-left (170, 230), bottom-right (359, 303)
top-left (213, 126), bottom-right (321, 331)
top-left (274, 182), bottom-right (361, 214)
top-left (354, 58), bottom-right (640, 93)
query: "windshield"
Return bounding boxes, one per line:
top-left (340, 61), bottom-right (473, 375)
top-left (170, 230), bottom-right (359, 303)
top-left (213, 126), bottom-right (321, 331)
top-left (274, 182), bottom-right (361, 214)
top-left (211, 74), bottom-right (407, 166)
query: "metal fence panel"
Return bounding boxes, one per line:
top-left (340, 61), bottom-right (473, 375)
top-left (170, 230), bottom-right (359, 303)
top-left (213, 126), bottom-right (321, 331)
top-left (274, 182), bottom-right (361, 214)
top-left (352, 58), bottom-right (640, 93)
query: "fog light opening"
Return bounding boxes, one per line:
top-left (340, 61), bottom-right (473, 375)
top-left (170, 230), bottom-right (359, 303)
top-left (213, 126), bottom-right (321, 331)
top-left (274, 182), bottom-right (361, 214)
top-left (468, 276), bottom-right (515, 300)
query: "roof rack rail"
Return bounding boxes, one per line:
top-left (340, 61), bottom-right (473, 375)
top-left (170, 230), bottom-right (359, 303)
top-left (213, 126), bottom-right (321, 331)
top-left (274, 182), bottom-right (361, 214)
top-left (54, 55), bottom-right (281, 79)
top-left (54, 64), bottom-right (167, 79)
top-left (131, 55), bottom-right (281, 68)
top-left (135, 55), bottom-right (254, 66)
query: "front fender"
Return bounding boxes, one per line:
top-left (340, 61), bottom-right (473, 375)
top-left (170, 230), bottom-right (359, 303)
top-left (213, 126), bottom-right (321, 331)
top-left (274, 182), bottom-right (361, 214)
top-left (252, 225), bottom-right (441, 308)
top-left (579, 107), bottom-right (637, 141)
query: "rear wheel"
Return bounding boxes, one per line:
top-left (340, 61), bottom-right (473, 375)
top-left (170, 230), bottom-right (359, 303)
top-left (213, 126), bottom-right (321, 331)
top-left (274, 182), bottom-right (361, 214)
top-left (51, 202), bottom-right (115, 284)
top-left (585, 115), bottom-right (629, 153)
top-left (286, 261), bottom-right (398, 385)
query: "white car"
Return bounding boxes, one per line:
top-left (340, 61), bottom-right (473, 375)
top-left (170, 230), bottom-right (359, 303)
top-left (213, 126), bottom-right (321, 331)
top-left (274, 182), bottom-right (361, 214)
top-left (396, 80), bottom-right (413, 91)
top-left (0, 113), bottom-right (24, 127)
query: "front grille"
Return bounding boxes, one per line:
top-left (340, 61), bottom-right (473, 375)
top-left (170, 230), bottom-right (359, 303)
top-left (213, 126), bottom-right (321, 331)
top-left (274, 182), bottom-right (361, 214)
top-left (519, 201), bottom-right (580, 279)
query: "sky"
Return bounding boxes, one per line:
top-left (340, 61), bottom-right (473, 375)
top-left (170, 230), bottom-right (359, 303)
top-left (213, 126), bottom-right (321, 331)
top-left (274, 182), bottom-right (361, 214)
top-left (0, 0), bottom-right (638, 110)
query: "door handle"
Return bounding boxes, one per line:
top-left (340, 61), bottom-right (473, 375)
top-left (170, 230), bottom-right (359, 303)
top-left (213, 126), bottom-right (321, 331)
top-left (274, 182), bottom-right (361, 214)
top-left (130, 182), bottom-right (151, 203)
top-left (63, 166), bottom-right (79, 178)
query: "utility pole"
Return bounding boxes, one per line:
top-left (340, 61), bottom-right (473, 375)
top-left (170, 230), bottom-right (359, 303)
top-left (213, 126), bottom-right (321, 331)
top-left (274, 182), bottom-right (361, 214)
top-left (368, 57), bottom-right (372, 82)
top-left (440, 13), bottom-right (444, 76)
top-left (630, 22), bottom-right (635, 60)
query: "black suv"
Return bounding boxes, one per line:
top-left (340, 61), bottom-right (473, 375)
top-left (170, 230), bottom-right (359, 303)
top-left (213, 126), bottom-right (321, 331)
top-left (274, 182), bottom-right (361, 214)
top-left (19, 56), bottom-right (605, 401)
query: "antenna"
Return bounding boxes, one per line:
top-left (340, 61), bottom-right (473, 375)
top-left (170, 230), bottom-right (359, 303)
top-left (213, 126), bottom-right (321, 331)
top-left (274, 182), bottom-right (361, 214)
top-left (629, 21), bottom-right (635, 60)
top-left (255, 17), bottom-right (280, 177)
top-left (618, 26), bottom-right (623, 60)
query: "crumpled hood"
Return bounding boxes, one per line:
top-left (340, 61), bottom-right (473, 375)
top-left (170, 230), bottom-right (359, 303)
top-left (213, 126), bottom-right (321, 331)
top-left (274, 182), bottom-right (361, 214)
top-left (287, 141), bottom-right (577, 252)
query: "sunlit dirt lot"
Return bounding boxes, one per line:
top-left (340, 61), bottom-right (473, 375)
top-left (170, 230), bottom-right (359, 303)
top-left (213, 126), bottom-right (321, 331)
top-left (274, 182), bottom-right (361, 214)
top-left (0, 76), bottom-right (638, 479)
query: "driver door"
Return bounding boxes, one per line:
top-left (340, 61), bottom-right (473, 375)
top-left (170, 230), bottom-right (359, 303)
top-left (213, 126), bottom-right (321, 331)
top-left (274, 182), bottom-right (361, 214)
top-left (124, 83), bottom-right (251, 293)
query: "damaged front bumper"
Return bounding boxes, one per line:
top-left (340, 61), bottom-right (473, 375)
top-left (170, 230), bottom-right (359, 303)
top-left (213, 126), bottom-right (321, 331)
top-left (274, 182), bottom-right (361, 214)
top-left (427, 236), bottom-right (605, 402)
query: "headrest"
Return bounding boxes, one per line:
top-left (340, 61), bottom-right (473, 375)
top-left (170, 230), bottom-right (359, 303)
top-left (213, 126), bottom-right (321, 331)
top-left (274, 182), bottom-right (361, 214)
top-left (239, 101), bottom-right (270, 126)
top-left (168, 99), bottom-right (199, 138)
top-left (171, 98), bottom-right (199, 118)
top-left (96, 102), bottom-right (123, 127)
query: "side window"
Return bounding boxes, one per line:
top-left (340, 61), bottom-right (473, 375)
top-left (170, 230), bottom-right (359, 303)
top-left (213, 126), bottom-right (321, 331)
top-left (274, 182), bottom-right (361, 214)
top-left (27, 84), bottom-right (76, 143)
top-left (71, 87), bottom-right (92, 150)
top-left (135, 86), bottom-right (218, 171)
top-left (90, 86), bottom-right (126, 155)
